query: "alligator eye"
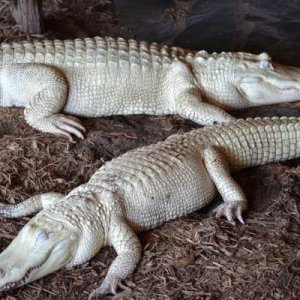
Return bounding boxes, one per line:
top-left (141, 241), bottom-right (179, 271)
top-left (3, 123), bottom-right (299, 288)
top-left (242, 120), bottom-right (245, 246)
top-left (36, 230), bottom-right (49, 243)
top-left (259, 60), bottom-right (272, 70)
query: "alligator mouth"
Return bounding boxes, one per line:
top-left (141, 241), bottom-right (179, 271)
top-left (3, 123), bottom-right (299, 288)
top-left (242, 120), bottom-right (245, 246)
top-left (0, 261), bottom-right (44, 291)
top-left (239, 78), bottom-right (300, 93)
top-left (278, 87), bottom-right (300, 93)
top-left (240, 75), bottom-right (300, 93)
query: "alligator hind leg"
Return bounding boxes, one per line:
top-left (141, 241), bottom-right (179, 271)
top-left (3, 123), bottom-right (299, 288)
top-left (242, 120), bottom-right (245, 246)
top-left (1, 64), bottom-right (85, 141)
top-left (203, 146), bottom-right (247, 223)
top-left (0, 192), bottom-right (64, 218)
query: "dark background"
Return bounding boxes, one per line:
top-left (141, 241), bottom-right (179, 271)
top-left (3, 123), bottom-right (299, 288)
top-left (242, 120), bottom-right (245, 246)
top-left (114, 0), bottom-right (300, 65)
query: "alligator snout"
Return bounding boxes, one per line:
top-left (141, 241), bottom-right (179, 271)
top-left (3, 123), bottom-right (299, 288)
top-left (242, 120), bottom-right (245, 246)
top-left (272, 63), bottom-right (300, 90)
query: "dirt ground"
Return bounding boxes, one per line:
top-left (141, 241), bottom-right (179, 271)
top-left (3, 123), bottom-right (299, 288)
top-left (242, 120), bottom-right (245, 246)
top-left (0, 1), bottom-right (300, 299)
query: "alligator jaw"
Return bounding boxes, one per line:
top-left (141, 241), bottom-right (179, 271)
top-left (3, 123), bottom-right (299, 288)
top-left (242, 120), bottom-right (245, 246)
top-left (237, 62), bottom-right (300, 105)
top-left (0, 213), bottom-right (78, 291)
top-left (0, 261), bottom-right (45, 291)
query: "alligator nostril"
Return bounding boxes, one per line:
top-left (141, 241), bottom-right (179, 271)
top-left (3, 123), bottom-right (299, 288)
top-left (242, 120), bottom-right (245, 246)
top-left (0, 269), bottom-right (5, 278)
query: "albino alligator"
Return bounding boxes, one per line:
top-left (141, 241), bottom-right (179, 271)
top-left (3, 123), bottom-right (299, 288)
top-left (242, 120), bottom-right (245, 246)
top-left (0, 116), bottom-right (299, 298)
top-left (1, 37), bottom-right (300, 140)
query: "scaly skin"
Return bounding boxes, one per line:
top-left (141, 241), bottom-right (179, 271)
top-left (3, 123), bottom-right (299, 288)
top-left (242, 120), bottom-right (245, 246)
top-left (0, 117), bottom-right (300, 298)
top-left (1, 37), bottom-right (300, 140)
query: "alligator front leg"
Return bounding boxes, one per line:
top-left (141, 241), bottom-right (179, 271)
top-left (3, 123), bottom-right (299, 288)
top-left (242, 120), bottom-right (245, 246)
top-left (175, 90), bottom-right (236, 125)
top-left (170, 61), bottom-right (236, 125)
top-left (0, 192), bottom-right (64, 217)
top-left (89, 216), bottom-right (142, 299)
top-left (203, 147), bottom-right (247, 223)
top-left (2, 64), bottom-right (85, 141)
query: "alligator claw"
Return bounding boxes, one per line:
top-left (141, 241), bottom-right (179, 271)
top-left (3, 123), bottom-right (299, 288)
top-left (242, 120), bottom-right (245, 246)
top-left (213, 202), bottom-right (246, 224)
top-left (88, 276), bottom-right (119, 299)
top-left (44, 114), bottom-right (85, 141)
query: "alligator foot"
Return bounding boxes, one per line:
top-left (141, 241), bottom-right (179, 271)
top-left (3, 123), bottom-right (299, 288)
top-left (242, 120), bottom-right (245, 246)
top-left (213, 201), bottom-right (246, 224)
top-left (42, 114), bottom-right (86, 141)
top-left (88, 276), bottom-right (119, 299)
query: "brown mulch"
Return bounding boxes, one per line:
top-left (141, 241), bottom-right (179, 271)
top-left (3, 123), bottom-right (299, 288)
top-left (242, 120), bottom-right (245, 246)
top-left (0, 1), bottom-right (300, 299)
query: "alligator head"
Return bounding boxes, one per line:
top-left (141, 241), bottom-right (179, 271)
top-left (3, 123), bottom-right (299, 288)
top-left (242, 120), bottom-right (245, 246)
top-left (0, 195), bottom-right (105, 291)
top-left (0, 213), bottom-right (78, 291)
top-left (193, 51), bottom-right (300, 109)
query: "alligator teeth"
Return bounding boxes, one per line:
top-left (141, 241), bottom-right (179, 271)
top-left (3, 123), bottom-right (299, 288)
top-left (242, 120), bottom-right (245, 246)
top-left (0, 262), bottom-right (44, 291)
